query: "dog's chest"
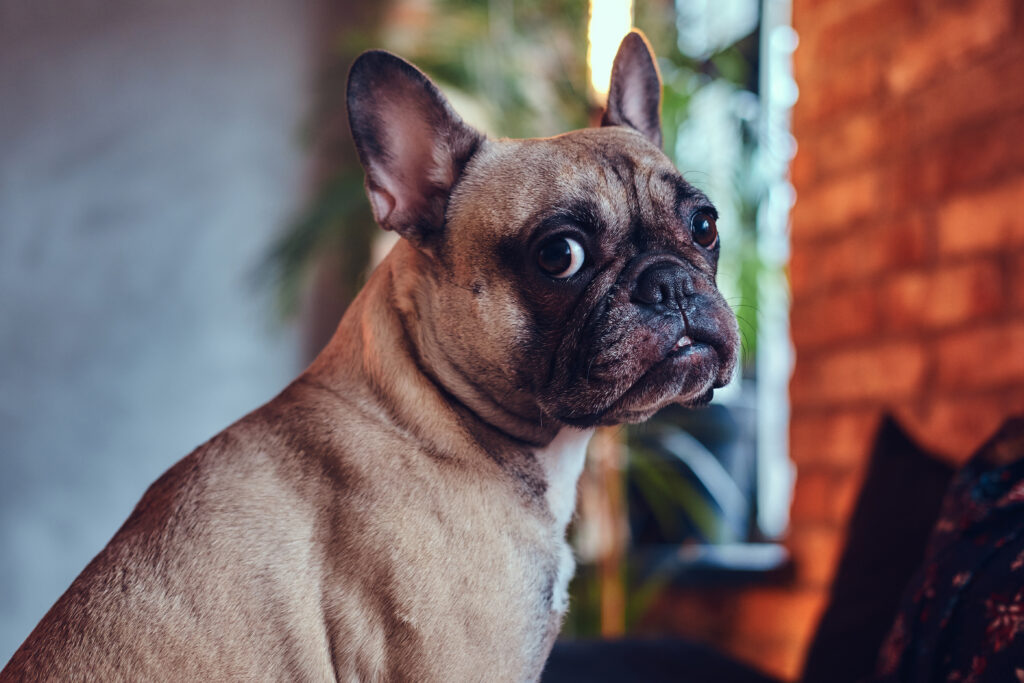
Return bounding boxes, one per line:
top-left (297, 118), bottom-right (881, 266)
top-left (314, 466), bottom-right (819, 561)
top-left (535, 428), bottom-right (592, 528)
top-left (533, 428), bottom-right (593, 613)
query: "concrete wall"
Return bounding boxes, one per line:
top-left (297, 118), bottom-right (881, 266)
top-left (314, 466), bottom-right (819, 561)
top-left (0, 0), bottom-right (310, 661)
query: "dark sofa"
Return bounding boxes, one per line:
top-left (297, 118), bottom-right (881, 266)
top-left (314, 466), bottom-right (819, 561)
top-left (544, 416), bottom-right (1024, 682)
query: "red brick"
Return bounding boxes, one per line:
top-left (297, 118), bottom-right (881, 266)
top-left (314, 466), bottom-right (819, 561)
top-left (790, 471), bottom-right (832, 523)
top-left (794, 53), bottom-right (883, 128)
top-left (786, 247), bottom-right (828, 300)
top-left (791, 213), bottom-right (928, 297)
top-left (791, 145), bottom-right (818, 192)
top-left (791, 342), bottom-right (927, 405)
top-left (790, 410), bottom-right (880, 469)
top-left (892, 155), bottom-right (943, 212)
top-left (882, 260), bottom-right (1004, 330)
top-left (812, 110), bottom-right (888, 177)
top-left (788, 525), bottom-right (847, 588)
top-left (814, 0), bottom-right (917, 66)
top-left (789, 246), bottom-right (817, 300)
top-left (727, 635), bottom-right (808, 683)
top-left (791, 169), bottom-right (884, 241)
top-left (792, 28), bottom-right (819, 97)
top-left (938, 174), bottom-right (1024, 255)
top-left (939, 110), bottom-right (1024, 191)
top-left (936, 322), bottom-right (1024, 390)
top-left (1012, 250), bottom-right (1024, 311)
top-left (897, 391), bottom-right (1024, 465)
top-left (792, 285), bottom-right (878, 348)
top-left (732, 587), bottom-right (827, 646)
top-left (904, 44), bottom-right (1024, 145)
top-left (856, 212), bottom-right (929, 277)
top-left (893, 112), bottom-right (1024, 208)
top-left (886, 0), bottom-right (1011, 95)
top-left (790, 469), bottom-right (863, 528)
top-left (794, 0), bottom-right (881, 26)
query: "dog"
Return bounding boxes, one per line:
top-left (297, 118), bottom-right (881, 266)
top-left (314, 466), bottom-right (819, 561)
top-left (2, 30), bottom-right (738, 681)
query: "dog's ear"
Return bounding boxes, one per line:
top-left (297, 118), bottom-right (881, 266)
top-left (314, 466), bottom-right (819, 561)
top-left (347, 50), bottom-right (483, 248)
top-left (601, 30), bottom-right (663, 149)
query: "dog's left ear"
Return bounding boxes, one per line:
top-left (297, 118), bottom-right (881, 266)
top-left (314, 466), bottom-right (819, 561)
top-left (347, 50), bottom-right (484, 248)
top-left (601, 30), bottom-right (663, 150)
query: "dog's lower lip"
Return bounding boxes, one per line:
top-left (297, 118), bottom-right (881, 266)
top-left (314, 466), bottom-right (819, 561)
top-left (669, 340), bottom-right (709, 361)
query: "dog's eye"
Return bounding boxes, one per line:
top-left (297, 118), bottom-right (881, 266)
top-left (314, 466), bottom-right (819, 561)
top-left (691, 212), bottom-right (719, 249)
top-left (537, 236), bottom-right (585, 278)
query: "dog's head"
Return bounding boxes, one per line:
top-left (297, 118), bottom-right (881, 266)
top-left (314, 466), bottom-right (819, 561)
top-left (347, 31), bottom-right (739, 429)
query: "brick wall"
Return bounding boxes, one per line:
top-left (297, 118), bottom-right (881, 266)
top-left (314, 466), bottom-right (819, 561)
top-left (791, 0), bottom-right (1024, 458)
top-left (646, 0), bottom-right (1024, 679)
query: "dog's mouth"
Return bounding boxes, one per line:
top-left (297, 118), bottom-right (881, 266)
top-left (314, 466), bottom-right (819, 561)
top-left (548, 322), bottom-right (734, 428)
top-left (614, 332), bottom-right (723, 409)
top-left (536, 263), bottom-right (740, 428)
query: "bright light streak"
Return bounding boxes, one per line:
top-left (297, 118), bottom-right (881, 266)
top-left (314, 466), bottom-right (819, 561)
top-left (587, 0), bottom-right (634, 103)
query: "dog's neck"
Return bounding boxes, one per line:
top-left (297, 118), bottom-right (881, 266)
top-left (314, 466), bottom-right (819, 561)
top-left (307, 241), bottom-right (575, 465)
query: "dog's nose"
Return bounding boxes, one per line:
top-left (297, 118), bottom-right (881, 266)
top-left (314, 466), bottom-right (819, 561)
top-left (632, 263), bottom-right (693, 310)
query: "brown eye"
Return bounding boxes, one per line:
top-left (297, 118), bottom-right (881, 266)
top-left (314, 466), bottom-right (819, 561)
top-left (537, 236), bottom-right (585, 278)
top-left (691, 212), bottom-right (718, 249)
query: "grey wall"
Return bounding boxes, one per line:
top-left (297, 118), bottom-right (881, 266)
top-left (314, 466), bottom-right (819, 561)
top-left (0, 0), bottom-right (310, 662)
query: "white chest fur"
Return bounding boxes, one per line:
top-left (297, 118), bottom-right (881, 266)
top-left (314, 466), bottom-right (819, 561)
top-left (534, 427), bottom-right (593, 613)
top-left (535, 428), bottom-right (593, 528)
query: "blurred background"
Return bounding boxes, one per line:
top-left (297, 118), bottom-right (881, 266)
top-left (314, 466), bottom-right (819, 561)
top-left (2, 0), bottom-right (1023, 679)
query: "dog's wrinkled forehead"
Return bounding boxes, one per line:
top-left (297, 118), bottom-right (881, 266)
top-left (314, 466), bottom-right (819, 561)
top-left (448, 126), bottom-right (709, 258)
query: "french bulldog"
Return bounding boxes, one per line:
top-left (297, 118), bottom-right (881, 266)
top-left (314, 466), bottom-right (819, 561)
top-left (2, 30), bottom-right (738, 682)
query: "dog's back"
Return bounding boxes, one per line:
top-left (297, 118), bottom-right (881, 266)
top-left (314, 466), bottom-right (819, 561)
top-left (3, 354), bottom-right (561, 681)
top-left (4, 383), bottom-right (335, 680)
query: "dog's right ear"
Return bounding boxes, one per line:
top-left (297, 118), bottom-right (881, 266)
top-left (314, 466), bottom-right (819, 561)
top-left (347, 50), bottom-right (483, 249)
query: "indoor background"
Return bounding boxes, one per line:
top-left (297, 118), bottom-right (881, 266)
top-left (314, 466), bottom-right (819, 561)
top-left (2, 0), bottom-right (1023, 680)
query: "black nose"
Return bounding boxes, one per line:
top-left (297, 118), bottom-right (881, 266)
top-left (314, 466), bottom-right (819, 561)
top-left (632, 263), bottom-right (693, 310)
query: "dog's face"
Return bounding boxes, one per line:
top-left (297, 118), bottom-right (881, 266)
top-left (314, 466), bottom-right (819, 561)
top-left (348, 32), bottom-right (739, 429)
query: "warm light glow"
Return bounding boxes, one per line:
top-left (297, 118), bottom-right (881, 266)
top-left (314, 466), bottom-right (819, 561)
top-left (587, 0), bottom-right (634, 103)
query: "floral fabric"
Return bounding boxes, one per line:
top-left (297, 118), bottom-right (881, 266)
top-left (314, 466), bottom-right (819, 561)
top-left (871, 418), bottom-right (1024, 682)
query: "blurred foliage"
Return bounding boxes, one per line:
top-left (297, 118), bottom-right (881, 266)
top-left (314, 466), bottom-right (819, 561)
top-left (263, 0), bottom-right (592, 317)
top-left (266, 168), bottom-right (376, 318)
top-left (384, 0), bottom-right (592, 138)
